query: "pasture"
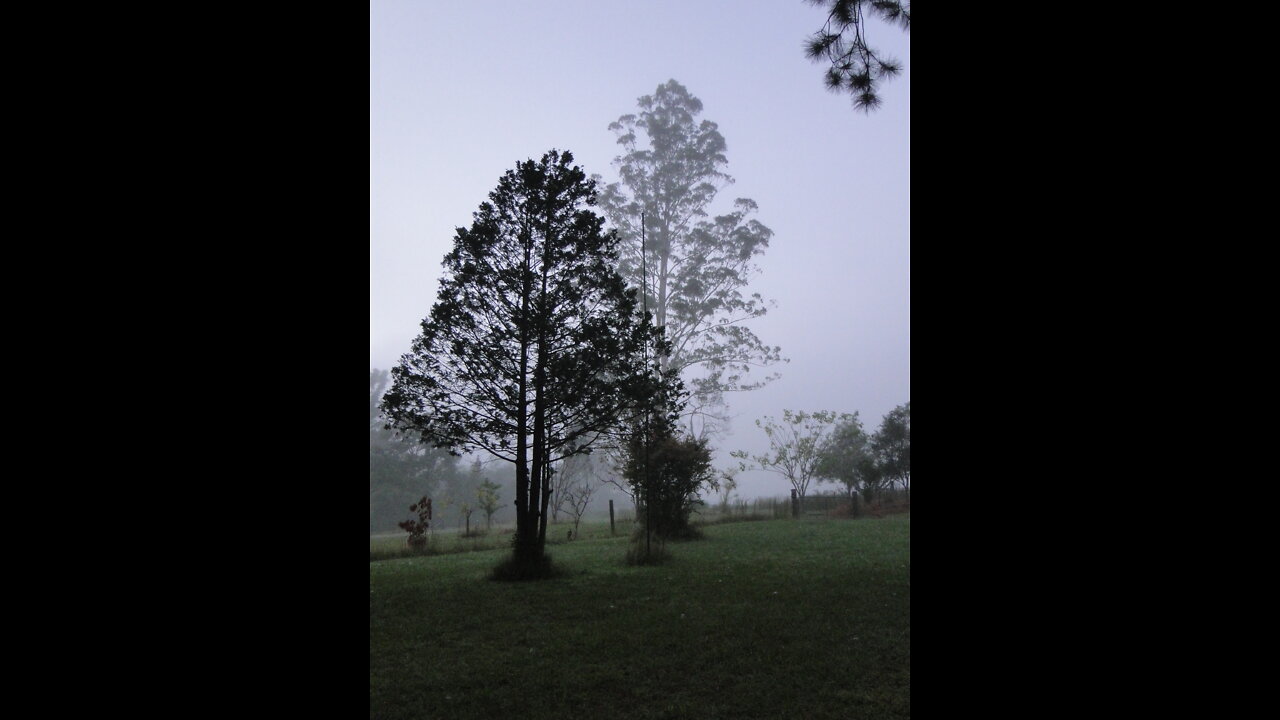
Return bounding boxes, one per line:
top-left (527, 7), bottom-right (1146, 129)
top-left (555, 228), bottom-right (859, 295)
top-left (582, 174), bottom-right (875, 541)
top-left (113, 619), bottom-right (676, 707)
top-left (370, 513), bottom-right (910, 719)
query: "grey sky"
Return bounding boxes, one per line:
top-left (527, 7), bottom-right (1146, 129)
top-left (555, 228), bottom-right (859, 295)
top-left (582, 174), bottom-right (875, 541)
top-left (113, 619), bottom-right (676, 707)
top-left (370, 0), bottom-right (909, 501)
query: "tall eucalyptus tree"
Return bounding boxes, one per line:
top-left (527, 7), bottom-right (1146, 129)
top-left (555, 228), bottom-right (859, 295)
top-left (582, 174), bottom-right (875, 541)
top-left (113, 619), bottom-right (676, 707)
top-left (598, 80), bottom-right (784, 438)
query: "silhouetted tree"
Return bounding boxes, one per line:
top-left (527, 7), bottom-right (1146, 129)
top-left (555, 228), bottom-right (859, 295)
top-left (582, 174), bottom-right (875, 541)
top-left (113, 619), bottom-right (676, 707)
top-left (804, 0), bottom-right (910, 112)
top-left (872, 401), bottom-right (910, 497)
top-left (733, 410), bottom-right (854, 501)
top-left (598, 80), bottom-right (785, 439)
top-left (381, 149), bottom-right (659, 577)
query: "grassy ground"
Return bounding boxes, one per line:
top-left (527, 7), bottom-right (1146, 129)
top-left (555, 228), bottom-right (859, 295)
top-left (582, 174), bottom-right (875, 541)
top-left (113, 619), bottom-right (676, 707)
top-left (370, 513), bottom-right (909, 719)
top-left (370, 518), bottom-right (642, 561)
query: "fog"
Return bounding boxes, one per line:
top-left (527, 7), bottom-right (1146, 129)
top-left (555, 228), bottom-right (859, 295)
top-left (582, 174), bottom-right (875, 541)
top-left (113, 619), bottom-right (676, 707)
top-left (370, 0), bottom-right (909, 504)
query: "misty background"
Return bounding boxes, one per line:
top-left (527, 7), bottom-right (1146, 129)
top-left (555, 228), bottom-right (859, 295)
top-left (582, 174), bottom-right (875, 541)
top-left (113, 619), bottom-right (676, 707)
top-left (370, 0), bottom-right (909, 527)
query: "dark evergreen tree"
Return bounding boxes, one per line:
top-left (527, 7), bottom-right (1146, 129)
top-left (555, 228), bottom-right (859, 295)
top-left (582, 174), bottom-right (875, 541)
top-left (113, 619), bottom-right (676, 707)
top-left (598, 80), bottom-right (784, 438)
top-left (382, 149), bottom-right (659, 577)
top-left (804, 0), bottom-right (910, 112)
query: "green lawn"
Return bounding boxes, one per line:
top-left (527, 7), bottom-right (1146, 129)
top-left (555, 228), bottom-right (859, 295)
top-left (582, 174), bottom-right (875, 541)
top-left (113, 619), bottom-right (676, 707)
top-left (370, 514), bottom-right (910, 719)
top-left (370, 517), bottom-right (642, 561)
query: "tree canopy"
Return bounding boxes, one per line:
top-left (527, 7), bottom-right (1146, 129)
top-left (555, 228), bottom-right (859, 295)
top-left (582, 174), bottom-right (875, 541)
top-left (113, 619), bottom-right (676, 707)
top-left (598, 80), bottom-right (784, 438)
top-left (477, 477), bottom-right (502, 530)
top-left (804, 0), bottom-right (911, 112)
top-left (815, 412), bottom-right (882, 501)
top-left (622, 374), bottom-right (714, 550)
top-left (370, 368), bottom-right (461, 533)
top-left (382, 149), bottom-right (660, 573)
top-left (872, 401), bottom-right (910, 494)
top-left (734, 410), bottom-right (853, 500)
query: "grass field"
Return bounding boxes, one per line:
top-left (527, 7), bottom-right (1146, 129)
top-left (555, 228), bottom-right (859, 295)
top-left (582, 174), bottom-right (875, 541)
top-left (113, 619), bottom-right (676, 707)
top-left (370, 513), bottom-right (909, 719)
top-left (370, 517), bottom-right (641, 561)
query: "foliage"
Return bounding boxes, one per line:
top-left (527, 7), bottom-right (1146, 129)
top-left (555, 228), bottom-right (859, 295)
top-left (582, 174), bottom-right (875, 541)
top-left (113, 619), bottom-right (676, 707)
top-left (713, 468), bottom-right (739, 509)
top-left (815, 412), bottom-right (882, 502)
top-left (872, 401), bottom-right (910, 494)
top-left (396, 496), bottom-right (433, 549)
top-left (370, 369), bottom-right (462, 532)
top-left (477, 479), bottom-right (502, 530)
top-left (734, 410), bottom-right (854, 499)
top-left (440, 459), bottom-right (487, 535)
top-left (804, 0), bottom-right (910, 112)
top-left (598, 80), bottom-right (785, 438)
top-left (624, 427), bottom-right (714, 544)
top-left (381, 149), bottom-right (661, 577)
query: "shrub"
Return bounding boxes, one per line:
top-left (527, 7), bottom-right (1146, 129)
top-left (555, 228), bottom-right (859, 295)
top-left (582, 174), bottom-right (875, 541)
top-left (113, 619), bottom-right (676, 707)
top-left (398, 496), bottom-right (433, 549)
top-left (623, 432), bottom-right (714, 543)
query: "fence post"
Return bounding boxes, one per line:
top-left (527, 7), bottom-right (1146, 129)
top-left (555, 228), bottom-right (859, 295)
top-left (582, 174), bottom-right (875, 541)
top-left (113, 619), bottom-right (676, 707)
top-left (609, 499), bottom-right (615, 536)
top-left (790, 489), bottom-right (799, 518)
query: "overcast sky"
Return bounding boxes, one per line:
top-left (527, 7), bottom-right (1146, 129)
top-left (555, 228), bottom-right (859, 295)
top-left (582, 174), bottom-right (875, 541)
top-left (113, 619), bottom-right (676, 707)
top-left (370, 0), bottom-right (909, 501)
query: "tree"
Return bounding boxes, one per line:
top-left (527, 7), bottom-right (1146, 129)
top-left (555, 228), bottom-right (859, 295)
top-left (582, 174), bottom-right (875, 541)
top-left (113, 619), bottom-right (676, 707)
top-left (559, 472), bottom-right (598, 540)
top-left (549, 447), bottom-right (591, 524)
top-left (381, 149), bottom-right (658, 577)
top-left (398, 496), bottom-right (433, 549)
top-left (872, 401), bottom-right (910, 497)
top-left (477, 479), bottom-right (502, 531)
top-left (624, 429), bottom-right (715, 545)
top-left (804, 0), bottom-right (910, 112)
top-left (815, 412), bottom-right (882, 504)
top-left (612, 355), bottom-right (712, 557)
top-left (370, 369), bottom-right (461, 533)
top-left (713, 468), bottom-right (739, 512)
top-left (446, 459), bottom-right (486, 535)
top-left (598, 80), bottom-right (785, 439)
top-left (734, 410), bottom-right (854, 501)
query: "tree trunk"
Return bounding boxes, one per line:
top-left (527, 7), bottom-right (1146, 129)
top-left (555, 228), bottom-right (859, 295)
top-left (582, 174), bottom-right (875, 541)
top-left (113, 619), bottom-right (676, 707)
top-left (513, 223), bottom-right (536, 562)
top-left (532, 215), bottom-right (551, 551)
top-left (657, 241), bottom-right (669, 372)
top-left (539, 466), bottom-right (553, 540)
top-left (531, 392), bottom-right (546, 550)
